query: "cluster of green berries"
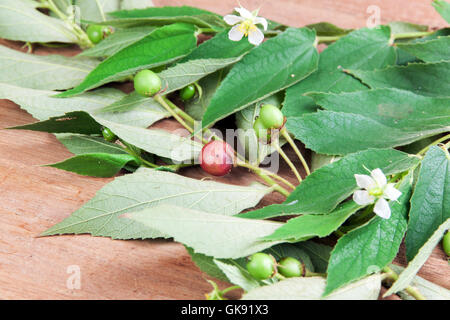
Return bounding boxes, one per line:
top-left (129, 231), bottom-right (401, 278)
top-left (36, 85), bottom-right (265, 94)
top-left (86, 25), bottom-right (113, 44)
top-left (246, 252), bottom-right (304, 280)
top-left (253, 104), bottom-right (285, 141)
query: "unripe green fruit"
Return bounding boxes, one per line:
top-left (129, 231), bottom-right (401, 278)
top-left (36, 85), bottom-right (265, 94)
top-left (259, 104), bottom-right (284, 129)
top-left (253, 118), bottom-right (270, 141)
top-left (246, 253), bottom-right (276, 280)
top-left (134, 70), bottom-right (162, 97)
top-left (87, 25), bottom-right (103, 44)
top-left (87, 25), bottom-right (111, 44)
top-left (278, 257), bottom-right (304, 278)
top-left (443, 232), bottom-right (450, 256)
top-left (102, 127), bottom-right (117, 142)
top-left (180, 84), bottom-right (196, 101)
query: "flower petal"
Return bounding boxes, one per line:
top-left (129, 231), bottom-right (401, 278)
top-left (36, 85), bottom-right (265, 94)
top-left (384, 183), bottom-right (402, 201)
top-left (228, 24), bottom-right (244, 41)
top-left (254, 17), bottom-right (268, 30)
top-left (248, 26), bottom-right (264, 45)
top-left (371, 168), bottom-right (387, 187)
top-left (353, 190), bottom-right (375, 206)
top-left (374, 198), bottom-right (391, 219)
top-left (354, 174), bottom-right (376, 190)
top-left (235, 7), bottom-right (254, 19)
top-left (224, 14), bottom-right (244, 25)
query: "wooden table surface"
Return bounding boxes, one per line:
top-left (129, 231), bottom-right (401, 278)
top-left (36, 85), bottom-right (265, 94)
top-left (0, 0), bottom-right (448, 300)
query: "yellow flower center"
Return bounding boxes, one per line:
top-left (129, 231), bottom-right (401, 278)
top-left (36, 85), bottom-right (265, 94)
top-left (238, 19), bottom-right (257, 36)
top-left (369, 187), bottom-right (383, 197)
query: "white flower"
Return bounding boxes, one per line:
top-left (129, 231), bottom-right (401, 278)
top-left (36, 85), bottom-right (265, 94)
top-left (223, 6), bottom-right (268, 45)
top-left (353, 168), bottom-right (402, 219)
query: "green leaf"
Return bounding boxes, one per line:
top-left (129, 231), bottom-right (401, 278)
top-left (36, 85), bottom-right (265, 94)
top-left (283, 26), bottom-right (396, 117)
top-left (291, 89), bottom-right (450, 154)
top-left (9, 111), bottom-right (102, 135)
top-left (396, 36), bottom-right (450, 62)
top-left (310, 153), bottom-right (340, 172)
top-left (242, 274), bottom-right (381, 300)
top-left (58, 23), bottom-right (197, 97)
top-left (306, 22), bottom-right (352, 37)
top-left (433, 0), bottom-right (450, 23)
top-left (240, 148), bottom-right (419, 219)
top-left (56, 134), bottom-right (127, 155)
top-left (348, 61), bottom-right (450, 97)
top-left (405, 146), bottom-right (450, 261)
top-left (324, 176), bottom-right (413, 296)
top-left (108, 6), bottom-right (225, 27)
top-left (180, 29), bottom-right (254, 62)
top-left (74, 0), bottom-right (120, 22)
top-left (42, 168), bottom-right (270, 239)
top-left (127, 204), bottom-right (283, 259)
top-left (0, 83), bottom-right (123, 121)
top-left (160, 57), bottom-right (243, 94)
top-left (47, 153), bottom-right (139, 177)
top-left (213, 259), bottom-right (260, 292)
top-left (0, 45), bottom-right (99, 90)
top-left (296, 241), bottom-right (332, 273)
top-left (185, 247), bottom-right (229, 282)
top-left (79, 26), bottom-right (156, 58)
top-left (201, 27), bottom-right (319, 129)
top-left (388, 264), bottom-right (450, 300)
top-left (95, 118), bottom-right (202, 162)
top-left (185, 70), bottom-right (224, 120)
top-left (388, 21), bottom-right (429, 34)
top-left (264, 201), bottom-right (363, 241)
top-left (384, 218), bottom-right (450, 297)
top-left (95, 91), bottom-right (170, 126)
top-left (0, 84), bottom-right (168, 127)
top-left (105, 5), bottom-right (223, 28)
top-left (0, 0), bottom-right (77, 43)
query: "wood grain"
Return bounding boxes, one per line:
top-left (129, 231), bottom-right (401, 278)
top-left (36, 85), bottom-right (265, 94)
top-left (0, 0), bottom-right (448, 300)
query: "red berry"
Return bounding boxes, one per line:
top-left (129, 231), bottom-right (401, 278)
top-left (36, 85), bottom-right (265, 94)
top-left (199, 141), bottom-right (235, 176)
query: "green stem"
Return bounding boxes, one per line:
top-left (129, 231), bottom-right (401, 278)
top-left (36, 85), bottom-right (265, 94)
top-left (273, 141), bottom-right (302, 183)
top-left (417, 133), bottom-right (450, 156)
top-left (281, 128), bottom-right (310, 175)
top-left (220, 285), bottom-right (241, 295)
top-left (154, 94), bottom-right (194, 133)
top-left (382, 266), bottom-right (427, 300)
top-left (163, 97), bottom-right (196, 127)
top-left (237, 161), bottom-right (294, 192)
top-left (392, 31), bottom-right (434, 40)
top-left (238, 162), bottom-right (290, 197)
top-left (44, 0), bottom-right (93, 48)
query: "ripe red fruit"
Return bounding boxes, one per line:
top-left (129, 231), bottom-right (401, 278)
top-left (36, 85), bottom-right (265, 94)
top-left (199, 140), bottom-right (235, 176)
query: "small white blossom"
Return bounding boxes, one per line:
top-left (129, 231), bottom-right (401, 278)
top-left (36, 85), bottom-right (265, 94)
top-left (353, 168), bottom-right (402, 219)
top-left (223, 6), bottom-right (268, 45)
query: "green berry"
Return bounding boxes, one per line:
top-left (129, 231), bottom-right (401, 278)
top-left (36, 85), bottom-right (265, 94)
top-left (259, 104), bottom-right (284, 129)
top-left (246, 253), bottom-right (276, 280)
top-left (87, 25), bottom-right (104, 44)
top-left (180, 84), bottom-right (196, 101)
top-left (278, 257), bottom-right (304, 278)
top-left (134, 70), bottom-right (162, 97)
top-left (253, 118), bottom-right (270, 141)
top-left (443, 232), bottom-right (450, 256)
top-left (102, 127), bottom-right (117, 142)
